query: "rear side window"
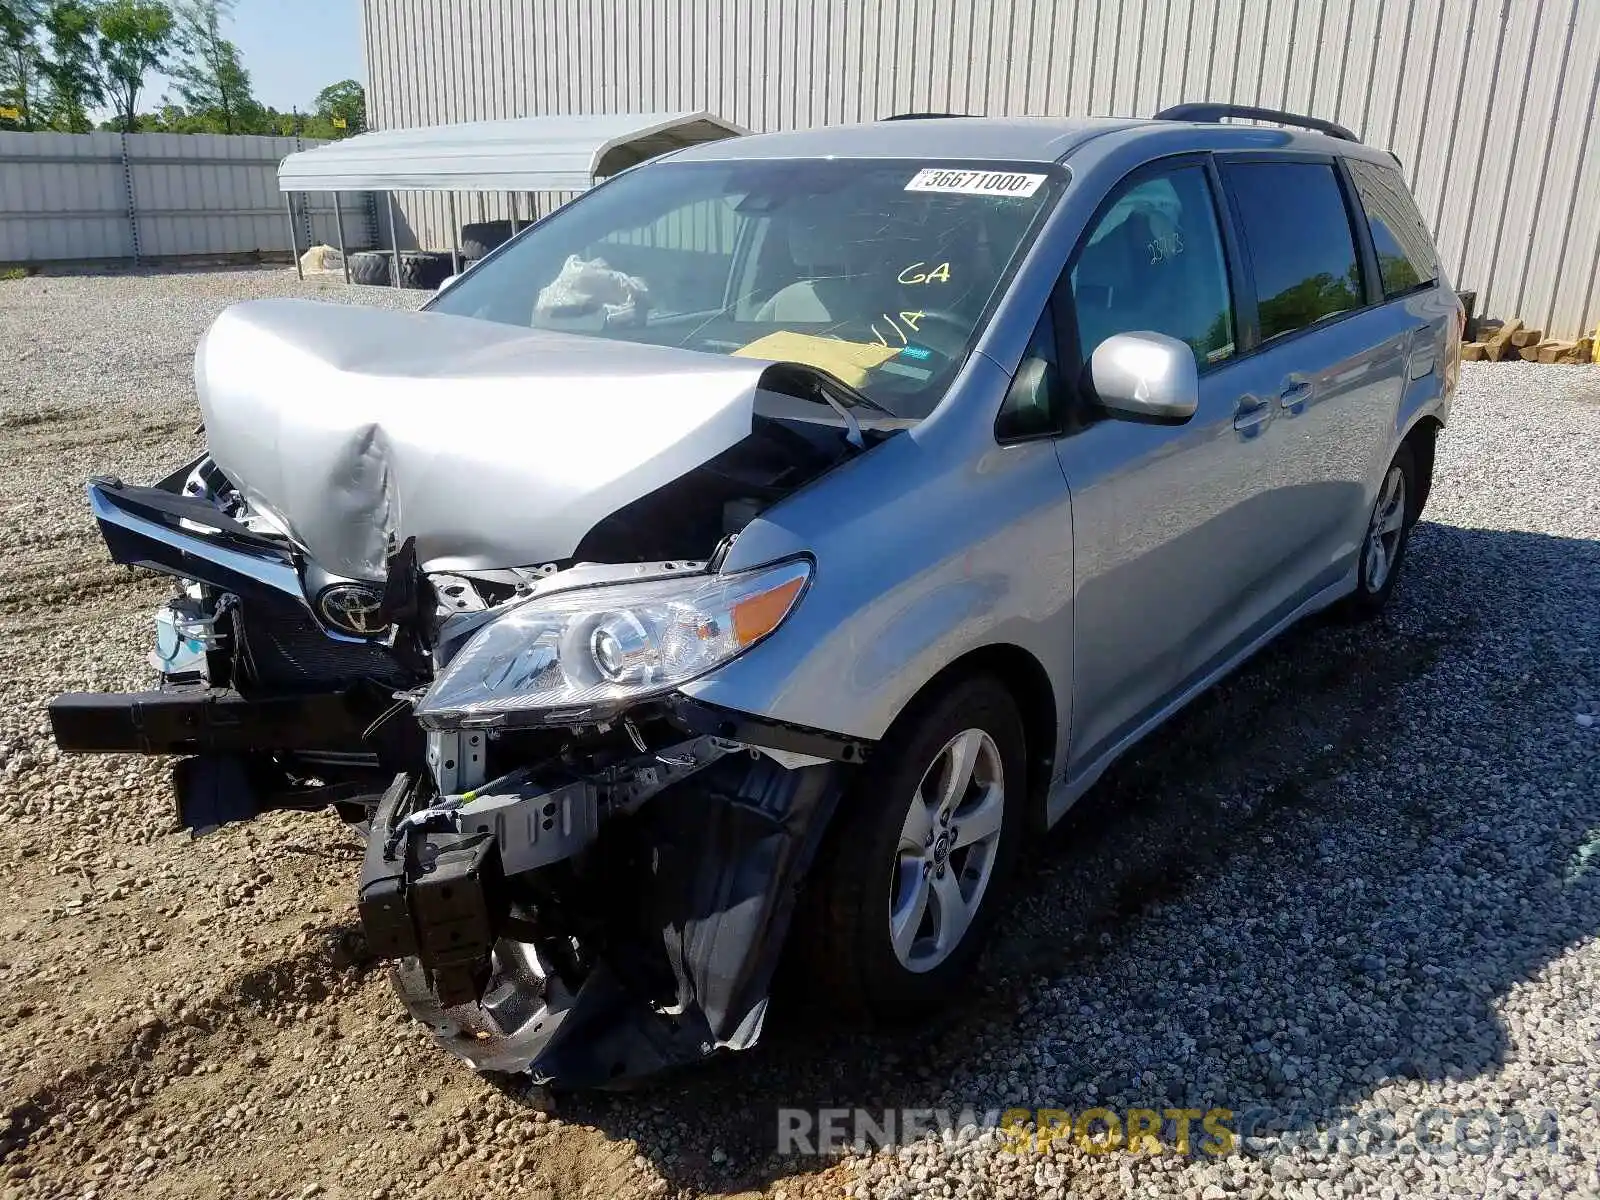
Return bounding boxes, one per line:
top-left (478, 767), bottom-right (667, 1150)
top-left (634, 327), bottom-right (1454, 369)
top-left (1346, 158), bottom-right (1439, 298)
top-left (1223, 161), bottom-right (1364, 342)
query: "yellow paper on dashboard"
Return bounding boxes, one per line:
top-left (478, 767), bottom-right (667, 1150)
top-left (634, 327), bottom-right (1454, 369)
top-left (731, 331), bottom-right (900, 388)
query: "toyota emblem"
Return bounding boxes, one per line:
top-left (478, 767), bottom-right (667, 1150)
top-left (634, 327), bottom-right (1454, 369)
top-left (316, 584), bottom-right (388, 637)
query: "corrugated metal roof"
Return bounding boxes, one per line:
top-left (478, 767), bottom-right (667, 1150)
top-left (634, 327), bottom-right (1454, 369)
top-left (276, 111), bottom-right (745, 193)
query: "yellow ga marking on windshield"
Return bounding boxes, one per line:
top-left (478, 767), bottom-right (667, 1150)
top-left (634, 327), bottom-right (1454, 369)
top-left (897, 262), bottom-right (952, 285)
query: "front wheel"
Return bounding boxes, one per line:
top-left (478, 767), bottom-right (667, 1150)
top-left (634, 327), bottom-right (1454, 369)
top-left (1339, 441), bottom-right (1418, 619)
top-left (798, 674), bottom-right (1026, 1022)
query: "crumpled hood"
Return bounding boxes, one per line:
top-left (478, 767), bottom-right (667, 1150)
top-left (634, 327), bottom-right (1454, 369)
top-left (195, 298), bottom-right (772, 580)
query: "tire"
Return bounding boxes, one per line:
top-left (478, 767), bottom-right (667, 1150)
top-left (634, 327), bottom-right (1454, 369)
top-left (398, 250), bottom-right (453, 290)
top-left (347, 250), bottom-right (391, 286)
top-left (797, 674), bottom-right (1027, 1023)
top-left (1338, 441), bottom-right (1418, 620)
top-left (459, 220), bottom-right (514, 260)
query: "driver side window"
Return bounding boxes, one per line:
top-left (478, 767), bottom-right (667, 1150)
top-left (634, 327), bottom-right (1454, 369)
top-left (1071, 165), bottom-right (1235, 369)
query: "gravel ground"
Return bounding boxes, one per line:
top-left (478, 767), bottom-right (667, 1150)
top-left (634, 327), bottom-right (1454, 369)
top-left (0, 267), bottom-right (1597, 1200)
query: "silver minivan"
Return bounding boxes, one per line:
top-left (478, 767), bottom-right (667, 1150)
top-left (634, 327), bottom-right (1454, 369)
top-left (53, 103), bottom-right (1461, 1087)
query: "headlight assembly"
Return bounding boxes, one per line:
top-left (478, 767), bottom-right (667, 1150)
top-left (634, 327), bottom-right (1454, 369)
top-left (415, 559), bottom-right (811, 727)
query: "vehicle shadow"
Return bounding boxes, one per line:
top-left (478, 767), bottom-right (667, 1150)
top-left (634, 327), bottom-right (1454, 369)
top-left (531, 520), bottom-right (1600, 1194)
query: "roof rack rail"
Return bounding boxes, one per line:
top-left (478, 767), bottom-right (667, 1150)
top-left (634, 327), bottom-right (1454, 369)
top-left (882, 111), bottom-right (975, 121)
top-left (1153, 103), bottom-right (1359, 143)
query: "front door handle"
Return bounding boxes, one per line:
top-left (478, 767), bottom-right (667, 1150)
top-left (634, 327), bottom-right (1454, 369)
top-left (1233, 397), bottom-right (1273, 435)
top-left (1279, 381), bottom-right (1313, 414)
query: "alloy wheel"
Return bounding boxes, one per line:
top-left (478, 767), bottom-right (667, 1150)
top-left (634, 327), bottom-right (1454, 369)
top-left (1364, 464), bottom-right (1407, 592)
top-left (888, 728), bottom-right (1006, 973)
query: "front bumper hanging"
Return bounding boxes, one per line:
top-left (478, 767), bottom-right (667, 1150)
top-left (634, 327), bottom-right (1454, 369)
top-left (358, 752), bottom-right (846, 1088)
top-left (48, 685), bottom-right (385, 756)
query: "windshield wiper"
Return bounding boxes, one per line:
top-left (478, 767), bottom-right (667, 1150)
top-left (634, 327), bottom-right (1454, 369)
top-left (818, 386), bottom-right (865, 449)
top-left (760, 363), bottom-right (897, 450)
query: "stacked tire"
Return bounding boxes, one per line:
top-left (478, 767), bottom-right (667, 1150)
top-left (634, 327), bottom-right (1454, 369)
top-left (347, 251), bottom-right (391, 286)
top-left (335, 248), bottom-right (457, 290)
top-left (459, 220), bottom-right (515, 260)
top-left (398, 251), bottom-right (453, 290)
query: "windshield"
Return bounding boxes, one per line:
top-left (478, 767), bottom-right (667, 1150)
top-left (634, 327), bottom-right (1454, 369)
top-left (427, 159), bottom-right (1064, 417)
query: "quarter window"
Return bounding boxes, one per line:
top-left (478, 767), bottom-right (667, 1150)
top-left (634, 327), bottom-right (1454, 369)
top-left (1346, 158), bottom-right (1440, 299)
top-left (1223, 161), bottom-right (1364, 342)
top-left (1070, 166), bottom-right (1235, 368)
top-left (995, 309), bottom-right (1062, 440)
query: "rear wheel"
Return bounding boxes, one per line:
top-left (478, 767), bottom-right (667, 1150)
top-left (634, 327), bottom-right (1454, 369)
top-left (1340, 441), bottom-right (1417, 619)
top-left (799, 675), bottom-right (1026, 1022)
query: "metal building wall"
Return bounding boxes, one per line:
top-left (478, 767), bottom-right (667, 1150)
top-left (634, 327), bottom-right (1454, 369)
top-left (0, 131), bottom-right (371, 265)
top-left (362, 0), bottom-right (1600, 337)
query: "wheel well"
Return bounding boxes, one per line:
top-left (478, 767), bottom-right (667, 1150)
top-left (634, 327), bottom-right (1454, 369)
top-left (888, 644), bottom-right (1059, 831)
top-left (1404, 416), bottom-right (1442, 518)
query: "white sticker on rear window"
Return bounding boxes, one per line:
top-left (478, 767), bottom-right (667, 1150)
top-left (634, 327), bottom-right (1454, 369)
top-left (904, 168), bottom-right (1047, 197)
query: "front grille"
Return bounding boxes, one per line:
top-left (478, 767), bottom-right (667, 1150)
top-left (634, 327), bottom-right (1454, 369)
top-left (239, 593), bottom-right (415, 690)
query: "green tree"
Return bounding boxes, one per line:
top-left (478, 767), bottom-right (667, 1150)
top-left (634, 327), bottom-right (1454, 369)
top-left (0, 0), bottom-right (45, 130)
top-left (139, 97), bottom-right (197, 130)
top-left (168, 0), bottom-right (252, 133)
top-left (313, 77), bottom-right (362, 135)
top-left (39, 0), bottom-right (102, 131)
top-left (95, 0), bottom-right (171, 133)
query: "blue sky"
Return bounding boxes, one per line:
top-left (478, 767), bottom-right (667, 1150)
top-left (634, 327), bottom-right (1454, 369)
top-left (135, 0), bottom-right (365, 115)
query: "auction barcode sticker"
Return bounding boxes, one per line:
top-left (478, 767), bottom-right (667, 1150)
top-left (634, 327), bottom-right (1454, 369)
top-left (904, 168), bottom-right (1047, 197)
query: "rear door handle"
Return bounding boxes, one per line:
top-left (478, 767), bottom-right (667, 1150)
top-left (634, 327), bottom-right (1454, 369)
top-left (1233, 396), bottom-right (1273, 435)
top-left (1279, 381), bottom-right (1313, 414)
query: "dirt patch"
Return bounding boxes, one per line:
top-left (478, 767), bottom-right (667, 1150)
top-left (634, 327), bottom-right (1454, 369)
top-left (0, 406), bottom-right (82, 431)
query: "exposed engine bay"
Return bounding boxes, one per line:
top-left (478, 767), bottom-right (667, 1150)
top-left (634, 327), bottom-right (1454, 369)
top-left (49, 300), bottom-right (894, 1087)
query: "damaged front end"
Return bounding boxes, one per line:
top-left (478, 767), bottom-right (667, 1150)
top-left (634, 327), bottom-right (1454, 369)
top-left (353, 548), bottom-right (868, 1086)
top-left (52, 463), bottom-right (866, 1087)
top-left (48, 300), bottom-right (892, 1086)
top-left (366, 711), bottom-right (856, 1085)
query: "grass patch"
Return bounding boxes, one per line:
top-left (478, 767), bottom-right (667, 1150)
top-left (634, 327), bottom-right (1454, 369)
top-left (0, 267), bottom-right (27, 281)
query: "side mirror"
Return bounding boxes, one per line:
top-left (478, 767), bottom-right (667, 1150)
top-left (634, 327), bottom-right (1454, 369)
top-left (1085, 331), bottom-right (1199, 423)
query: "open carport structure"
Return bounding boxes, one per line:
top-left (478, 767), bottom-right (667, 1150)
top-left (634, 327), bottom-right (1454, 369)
top-left (275, 110), bottom-right (745, 287)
